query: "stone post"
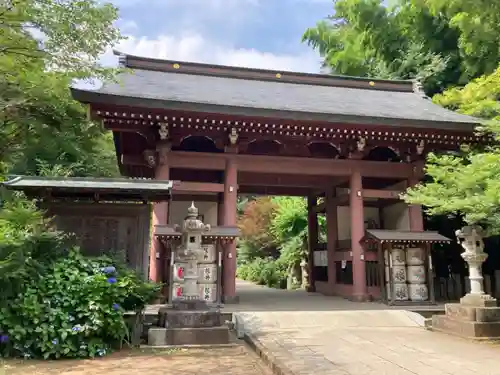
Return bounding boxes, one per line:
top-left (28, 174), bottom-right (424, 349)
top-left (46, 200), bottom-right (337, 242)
top-left (457, 225), bottom-right (497, 307)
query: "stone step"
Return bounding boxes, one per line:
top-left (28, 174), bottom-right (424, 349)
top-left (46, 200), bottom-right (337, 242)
top-left (148, 326), bottom-right (230, 346)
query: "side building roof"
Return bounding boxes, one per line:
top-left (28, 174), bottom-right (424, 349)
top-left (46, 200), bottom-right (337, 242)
top-left (2, 176), bottom-right (173, 202)
top-left (71, 52), bottom-right (479, 131)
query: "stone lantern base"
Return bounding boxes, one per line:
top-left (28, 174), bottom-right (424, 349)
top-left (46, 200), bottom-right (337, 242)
top-left (432, 294), bottom-right (500, 339)
top-left (148, 300), bottom-right (229, 346)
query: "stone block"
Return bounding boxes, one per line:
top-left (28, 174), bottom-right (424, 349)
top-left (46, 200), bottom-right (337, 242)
top-left (148, 328), bottom-right (167, 346)
top-left (166, 326), bottom-right (230, 345)
top-left (432, 315), bottom-right (500, 339)
top-left (161, 310), bottom-right (221, 328)
top-left (460, 293), bottom-right (498, 307)
top-left (475, 307), bottom-right (500, 322)
top-left (445, 303), bottom-right (477, 321)
top-left (445, 302), bottom-right (500, 323)
top-left (170, 300), bottom-right (211, 311)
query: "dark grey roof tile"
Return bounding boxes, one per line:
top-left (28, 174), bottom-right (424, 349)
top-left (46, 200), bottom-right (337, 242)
top-left (93, 69), bottom-right (478, 126)
top-left (365, 229), bottom-right (451, 243)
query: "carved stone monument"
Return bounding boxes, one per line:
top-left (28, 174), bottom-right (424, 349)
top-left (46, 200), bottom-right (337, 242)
top-left (433, 225), bottom-right (500, 339)
top-left (148, 203), bottom-right (239, 346)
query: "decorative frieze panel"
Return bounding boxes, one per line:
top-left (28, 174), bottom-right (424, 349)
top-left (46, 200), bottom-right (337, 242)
top-left (97, 109), bottom-right (486, 147)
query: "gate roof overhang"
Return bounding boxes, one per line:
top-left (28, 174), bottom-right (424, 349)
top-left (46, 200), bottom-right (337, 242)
top-left (2, 176), bottom-right (173, 203)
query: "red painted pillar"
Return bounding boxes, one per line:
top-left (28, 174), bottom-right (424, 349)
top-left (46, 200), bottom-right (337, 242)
top-left (326, 190), bottom-right (338, 290)
top-left (149, 163), bottom-right (169, 282)
top-left (217, 193), bottom-right (225, 293)
top-left (350, 170), bottom-right (367, 300)
top-left (223, 158), bottom-right (238, 303)
top-left (408, 177), bottom-right (424, 231)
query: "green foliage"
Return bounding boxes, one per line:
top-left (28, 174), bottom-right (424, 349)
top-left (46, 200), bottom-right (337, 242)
top-left (270, 197), bottom-right (326, 268)
top-left (0, 195), bottom-right (161, 359)
top-left (1, 0), bottom-right (123, 80)
top-left (237, 258), bottom-right (287, 289)
top-left (237, 197), bottom-right (326, 289)
top-left (404, 145), bottom-right (500, 234)
top-left (0, 249), bottom-right (160, 359)
top-left (0, 0), bottom-right (122, 178)
top-left (404, 67), bottom-right (500, 234)
top-left (433, 66), bottom-right (500, 121)
top-left (302, 0), bottom-right (460, 94)
top-left (302, 0), bottom-right (499, 95)
top-left (421, 0), bottom-right (500, 78)
top-left (0, 0), bottom-right (155, 361)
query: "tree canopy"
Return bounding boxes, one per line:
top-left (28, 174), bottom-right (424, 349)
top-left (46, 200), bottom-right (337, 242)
top-left (404, 68), bottom-right (500, 233)
top-left (302, 0), bottom-right (499, 95)
top-left (0, 0), bottom-right (122, 177)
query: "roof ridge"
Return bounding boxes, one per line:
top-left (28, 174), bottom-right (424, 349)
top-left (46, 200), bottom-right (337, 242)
top-left (113, 50), bottom-right (415, 93)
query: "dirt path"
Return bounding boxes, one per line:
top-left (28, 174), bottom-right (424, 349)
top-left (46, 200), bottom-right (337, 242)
top-left (1, 345), bottom-right (272, 375)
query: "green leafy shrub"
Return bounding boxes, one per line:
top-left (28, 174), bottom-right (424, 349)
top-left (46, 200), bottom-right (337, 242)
top-left (237, 258), bottom-right (287, 289)
top-left (0, 248), bottom-right (161, 359)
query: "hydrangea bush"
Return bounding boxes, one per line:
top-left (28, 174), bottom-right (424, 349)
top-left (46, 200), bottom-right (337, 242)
top-left (0, 249), bottom-right (160, 359)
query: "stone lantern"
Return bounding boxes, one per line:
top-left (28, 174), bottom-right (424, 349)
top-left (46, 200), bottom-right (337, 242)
top-left (456, 225), bottom-right (497, 307)
top-left (433, 225), bottom-right (500, 339)
top-left (172, 202), bottom-right (212, 301)
top-left (149, 202), bottom-right (239, 346)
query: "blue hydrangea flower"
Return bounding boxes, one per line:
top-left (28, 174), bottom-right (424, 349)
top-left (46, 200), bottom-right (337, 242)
top-left (101, 266), bottom-right (116, 274)
top-left (52, 339), bottom-right (58, 345)
top-left (72, 325), bottom-right (82, 332)
top-left (112, 303), bottom-right (120, 311)
top-left (0, 334), bottom-right (8, 344)
top-left (107, 277), bottom-right (117, 284)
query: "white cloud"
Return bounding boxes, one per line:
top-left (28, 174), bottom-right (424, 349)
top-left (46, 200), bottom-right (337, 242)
top-left (100, 32), bottom-right (321, 73)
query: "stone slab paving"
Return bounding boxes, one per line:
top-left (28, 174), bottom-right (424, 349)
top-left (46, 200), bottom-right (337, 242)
top-left (235, 310), bottom-right (500, 375)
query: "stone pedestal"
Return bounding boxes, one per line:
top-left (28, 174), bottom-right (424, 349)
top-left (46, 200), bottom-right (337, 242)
top-left (149, 300), bottom-right (229, 346)
top-left (432, 225), bottom-right (500, 339)
top-left (432, 302), bottom-right (500, 339)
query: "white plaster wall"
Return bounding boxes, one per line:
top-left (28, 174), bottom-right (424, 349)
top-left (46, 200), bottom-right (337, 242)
top-left (382, 202), bottom-right (410, 230)
top-left (337, 206), bottom-right (380, 240)
top-left (169, 201), bottom-right (218, 226)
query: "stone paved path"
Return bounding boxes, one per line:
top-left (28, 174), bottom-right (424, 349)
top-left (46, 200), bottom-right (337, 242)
top-left (233, 281), bottom-right (500, 375)
top-left (1, 345), bottom-right (272, 375)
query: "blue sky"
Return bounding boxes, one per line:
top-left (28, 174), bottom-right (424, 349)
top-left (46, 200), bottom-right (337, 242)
top-left (102, 0), bottom-right (332, 73)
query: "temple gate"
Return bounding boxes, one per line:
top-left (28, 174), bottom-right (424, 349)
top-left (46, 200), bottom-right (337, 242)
top-left (72, 52), bottom-right (484, 303)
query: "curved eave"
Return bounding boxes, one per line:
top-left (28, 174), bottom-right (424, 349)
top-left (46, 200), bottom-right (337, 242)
top-left (71, 88), bottom-right (479, 132)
